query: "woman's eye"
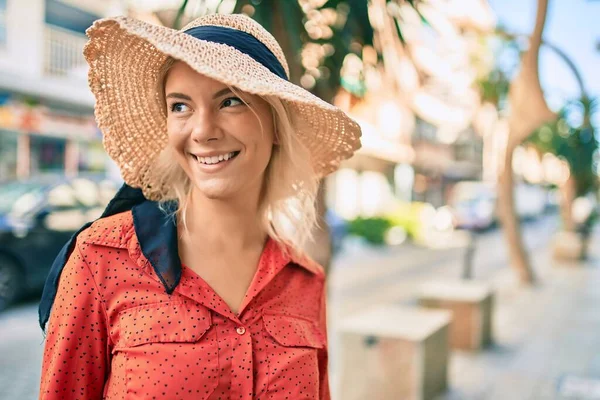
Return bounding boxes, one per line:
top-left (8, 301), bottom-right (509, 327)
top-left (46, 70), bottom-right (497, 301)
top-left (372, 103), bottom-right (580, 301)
top-left (170, 103), bottom-right (189, 113)
top-left (221, 97), bottom-right (244, 108)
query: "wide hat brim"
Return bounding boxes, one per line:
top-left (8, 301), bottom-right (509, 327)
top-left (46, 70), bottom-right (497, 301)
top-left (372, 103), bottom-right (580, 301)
top-left (84, 15), bottom-right (362, 201)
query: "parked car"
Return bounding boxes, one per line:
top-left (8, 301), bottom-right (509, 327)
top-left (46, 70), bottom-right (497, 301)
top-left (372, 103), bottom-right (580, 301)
top-left (0, 175), bottom-right (118, 311)
top-left (515, 183), bottom-right (547, 219)
top-left (447, 181), bottom-right (497, 231)
top-left (326, 209), bottom-right (348, 255)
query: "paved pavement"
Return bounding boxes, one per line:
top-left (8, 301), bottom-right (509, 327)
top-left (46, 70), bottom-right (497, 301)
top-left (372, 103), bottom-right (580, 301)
top-left (2, 214), bottom-right (599, 399)
top-left (328, 215), bottom-right (600, 400)
top-left (437, 233), bottom-right (600, 400)
top-left (0, 300), bottom-right (44, 400)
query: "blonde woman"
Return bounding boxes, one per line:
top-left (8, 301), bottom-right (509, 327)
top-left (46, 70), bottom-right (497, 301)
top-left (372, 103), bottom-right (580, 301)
top-left (38, 14), bottom-right (361, 400)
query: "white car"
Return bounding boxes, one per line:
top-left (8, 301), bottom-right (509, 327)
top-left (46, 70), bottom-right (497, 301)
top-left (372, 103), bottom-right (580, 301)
top-left (448, 181), bottom-right (497, 231)
top-left (515, 183), bottom-right (547, 219)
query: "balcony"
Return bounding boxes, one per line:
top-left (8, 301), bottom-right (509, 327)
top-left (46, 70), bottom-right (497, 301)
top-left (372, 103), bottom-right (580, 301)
top-left (43, 24), bottom-right (87, 79)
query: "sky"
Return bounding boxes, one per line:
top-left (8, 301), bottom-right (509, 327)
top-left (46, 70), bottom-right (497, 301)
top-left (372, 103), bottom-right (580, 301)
top-left (488, 0), bottom-right (600, 122)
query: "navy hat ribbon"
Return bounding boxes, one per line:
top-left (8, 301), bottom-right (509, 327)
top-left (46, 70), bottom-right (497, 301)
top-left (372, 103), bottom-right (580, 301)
top-left (183, 25), bottom-right (288, 81)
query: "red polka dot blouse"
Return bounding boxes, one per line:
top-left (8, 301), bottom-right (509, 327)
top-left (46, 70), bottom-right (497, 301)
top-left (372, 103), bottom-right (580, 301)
top-left (39, 211), bottom-right (329, 399)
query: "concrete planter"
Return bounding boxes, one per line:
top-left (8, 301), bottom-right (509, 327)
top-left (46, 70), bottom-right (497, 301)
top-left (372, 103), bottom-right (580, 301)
top-left (551, 231), bottom-right (589, 261)
top-left (338, 305), bottom-right (451, 400)
top-left (418, 281), bottom-right (494, 351)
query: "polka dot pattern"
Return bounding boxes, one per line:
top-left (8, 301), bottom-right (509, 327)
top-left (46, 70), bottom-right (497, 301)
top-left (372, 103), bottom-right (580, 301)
top-left (40, 211), bottom-right (330, 399)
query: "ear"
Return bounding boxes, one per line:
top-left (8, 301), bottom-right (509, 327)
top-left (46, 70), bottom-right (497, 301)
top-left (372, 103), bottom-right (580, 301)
top-left (273, 131), bottom-right (280, 145)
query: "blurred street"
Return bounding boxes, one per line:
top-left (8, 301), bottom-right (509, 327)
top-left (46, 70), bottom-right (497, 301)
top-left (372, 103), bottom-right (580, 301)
top-left (330, 216), bottom-right (555, 318)
top-left (330, 212), bottom-right (600, 400)
top-left (4, 213), bottom-right (600, 399)
top-left (0, 0), bottom-right (598, 399)
top-left (327, 213), bottom-right (600, 400)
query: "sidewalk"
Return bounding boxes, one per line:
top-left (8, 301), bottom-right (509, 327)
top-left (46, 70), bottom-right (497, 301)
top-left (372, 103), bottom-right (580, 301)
top-left (442, 235), bottom-right (600, 400)
top-left (328, 219), bottom-right (600, 400)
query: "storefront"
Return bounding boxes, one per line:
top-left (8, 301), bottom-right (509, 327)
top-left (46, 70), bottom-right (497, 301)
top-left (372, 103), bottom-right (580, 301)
top-left (0, 100), bottom-right (103, 181)
top-left (0, 128), bottom-right (17, 180)
top-left (328, 89), bottom-right (416, 218)
top-left (29, 134), bottom-right (66, 173)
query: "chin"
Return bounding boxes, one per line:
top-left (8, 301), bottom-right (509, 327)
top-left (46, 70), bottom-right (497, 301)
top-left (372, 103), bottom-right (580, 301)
top-left (192, 179), bottom-right (238, 200)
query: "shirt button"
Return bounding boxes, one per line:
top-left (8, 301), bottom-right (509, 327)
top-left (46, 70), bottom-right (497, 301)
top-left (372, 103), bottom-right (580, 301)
top-left (236, 327), bottom-right (246, 335)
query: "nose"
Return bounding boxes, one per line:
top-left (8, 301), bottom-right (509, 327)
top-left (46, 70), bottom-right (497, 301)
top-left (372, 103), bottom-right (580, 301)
top-left (190, 108), bottom-right (222, 143)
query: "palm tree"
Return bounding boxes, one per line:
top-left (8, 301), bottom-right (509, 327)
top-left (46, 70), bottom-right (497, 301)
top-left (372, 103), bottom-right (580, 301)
top-left (492, 0), bottom-right (556, 284)
top-left (480, 0), bottom-right (594, 282)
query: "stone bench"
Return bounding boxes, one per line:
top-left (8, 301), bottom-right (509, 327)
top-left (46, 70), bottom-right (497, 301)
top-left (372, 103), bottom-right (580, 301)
top-left (417, 281), bottom-right (494, 351)
top-left (338, 305), bottom-right (451, 400)
top-left (551, 231), bottom-right (585, 261)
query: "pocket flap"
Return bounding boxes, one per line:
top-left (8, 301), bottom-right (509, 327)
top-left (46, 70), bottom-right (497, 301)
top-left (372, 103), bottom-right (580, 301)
top-left (263, 313), bottom-right (325, 349)
top-left (118, 302), bottom-right (212, 347)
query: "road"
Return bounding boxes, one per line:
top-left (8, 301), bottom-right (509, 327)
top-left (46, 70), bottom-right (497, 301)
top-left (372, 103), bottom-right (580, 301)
top-left (0, 214), bottom-right (558, 399)
top-left (328, 214), bottom-right (557, 318)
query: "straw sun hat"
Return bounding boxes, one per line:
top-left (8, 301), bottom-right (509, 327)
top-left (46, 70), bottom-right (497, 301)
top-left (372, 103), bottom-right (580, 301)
top-left (84, 13), bottom-right (362, 200)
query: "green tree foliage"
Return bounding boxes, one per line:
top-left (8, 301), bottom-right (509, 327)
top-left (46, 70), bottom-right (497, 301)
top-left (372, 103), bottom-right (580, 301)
top-left (175, 0), bottom-right (421, 102)
top-left (527, 96), bottom-right (599, 196)
top-left (347, 216), bottom-right (392, 245)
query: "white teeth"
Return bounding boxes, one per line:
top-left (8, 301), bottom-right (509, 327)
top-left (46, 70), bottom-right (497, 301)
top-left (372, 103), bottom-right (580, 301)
top-left (195, 152), bottom-right (236, 165)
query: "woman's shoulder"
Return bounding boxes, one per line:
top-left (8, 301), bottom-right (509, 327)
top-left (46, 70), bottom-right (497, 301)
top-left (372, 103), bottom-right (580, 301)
top-left (288, 249), bottom-right (326, 279)
top-left (77, 210), bottom-right (135, 249)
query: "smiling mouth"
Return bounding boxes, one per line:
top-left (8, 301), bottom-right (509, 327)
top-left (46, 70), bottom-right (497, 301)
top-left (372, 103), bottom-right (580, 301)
top-left (191, 151), bottom-right (241, 165)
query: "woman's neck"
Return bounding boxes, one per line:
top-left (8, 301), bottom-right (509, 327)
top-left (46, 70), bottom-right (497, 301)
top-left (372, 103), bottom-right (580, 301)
top-left (181, 188), bottom-right (267, 252)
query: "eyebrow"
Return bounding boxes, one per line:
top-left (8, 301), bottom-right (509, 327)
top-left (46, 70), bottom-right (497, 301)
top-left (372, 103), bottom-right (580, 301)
top-left (212, 88), bottom-right (233, 99)
top-left (165, 88), bottom-right (234, 101)
top-left (165, 92), bottom-right (192, 101)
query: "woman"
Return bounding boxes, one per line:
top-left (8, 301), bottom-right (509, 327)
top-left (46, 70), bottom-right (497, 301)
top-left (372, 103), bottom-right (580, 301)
top-left (38, 14), bottom-right (361, 400)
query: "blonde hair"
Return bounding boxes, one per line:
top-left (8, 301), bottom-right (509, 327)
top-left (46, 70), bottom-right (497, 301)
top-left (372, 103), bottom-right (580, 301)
top-left (152, 58), bottom-right (319, 255)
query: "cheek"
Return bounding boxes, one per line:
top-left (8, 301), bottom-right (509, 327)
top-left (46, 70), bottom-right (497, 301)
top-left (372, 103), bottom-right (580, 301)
top-left (167, 120), bottom-right (187, 149)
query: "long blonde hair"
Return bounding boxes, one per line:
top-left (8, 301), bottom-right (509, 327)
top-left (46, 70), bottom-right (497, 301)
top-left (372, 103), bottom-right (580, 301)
top-left (152, 58), bottom-right (319, 254)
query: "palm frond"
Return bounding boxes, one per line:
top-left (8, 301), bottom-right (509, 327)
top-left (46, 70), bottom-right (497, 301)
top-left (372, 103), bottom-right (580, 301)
top-left (173, 0), bottom-right (189, 29)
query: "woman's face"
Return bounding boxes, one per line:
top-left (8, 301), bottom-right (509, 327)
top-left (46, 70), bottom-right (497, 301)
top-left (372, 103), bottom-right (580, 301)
top-left (165, 61), bottom-right (275, 201)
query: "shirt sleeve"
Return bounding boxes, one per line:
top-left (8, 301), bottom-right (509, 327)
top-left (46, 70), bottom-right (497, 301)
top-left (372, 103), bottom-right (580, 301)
top-left (318, 281), bottom-right (331, 400)
top-left (39, 239), bottom-right (109, 399)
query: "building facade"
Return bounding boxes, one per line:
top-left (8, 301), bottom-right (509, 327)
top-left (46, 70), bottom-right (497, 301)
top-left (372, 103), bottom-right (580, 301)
top-left (0, 0), bottom-right (125, 182)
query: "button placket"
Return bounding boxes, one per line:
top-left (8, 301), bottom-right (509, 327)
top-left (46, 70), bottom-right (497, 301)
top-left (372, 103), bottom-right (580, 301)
top-left (231, 324), bottom-right (253, 399)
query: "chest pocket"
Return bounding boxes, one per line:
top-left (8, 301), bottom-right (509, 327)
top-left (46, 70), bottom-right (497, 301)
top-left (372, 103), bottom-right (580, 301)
top-left (113, 302), bottom-right (219, 400)
top-left (261, 313), bottom-right (325, 399)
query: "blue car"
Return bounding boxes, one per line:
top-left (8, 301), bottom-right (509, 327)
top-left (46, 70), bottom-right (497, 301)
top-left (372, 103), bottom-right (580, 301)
top-left (326, 209), bottom-right (348, 255)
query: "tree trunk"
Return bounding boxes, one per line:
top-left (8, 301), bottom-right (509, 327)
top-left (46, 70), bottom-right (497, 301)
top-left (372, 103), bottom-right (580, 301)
top-left (506, 0), bottom-right (555, 143)
top-left (303, 181), bottom-right (333, 273)
top-left (559, 174), bottom-right (577, 232)
top-left (497, 140), bottom-right (535, 283)
top-left (263, 1), bottom-right (333, 272)
top-left (500, 0), bottom-right (555, 285)
top-left (269, 1), bottom-right (303, 83)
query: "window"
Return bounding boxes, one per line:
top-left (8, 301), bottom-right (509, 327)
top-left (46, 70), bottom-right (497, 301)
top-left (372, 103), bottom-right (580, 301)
top-left (0, 0), bottom-right (7, 46)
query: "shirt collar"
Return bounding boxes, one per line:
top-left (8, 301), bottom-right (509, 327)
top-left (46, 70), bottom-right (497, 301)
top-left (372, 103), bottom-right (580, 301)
top-left (130, 199), bottom-right (322, 294)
